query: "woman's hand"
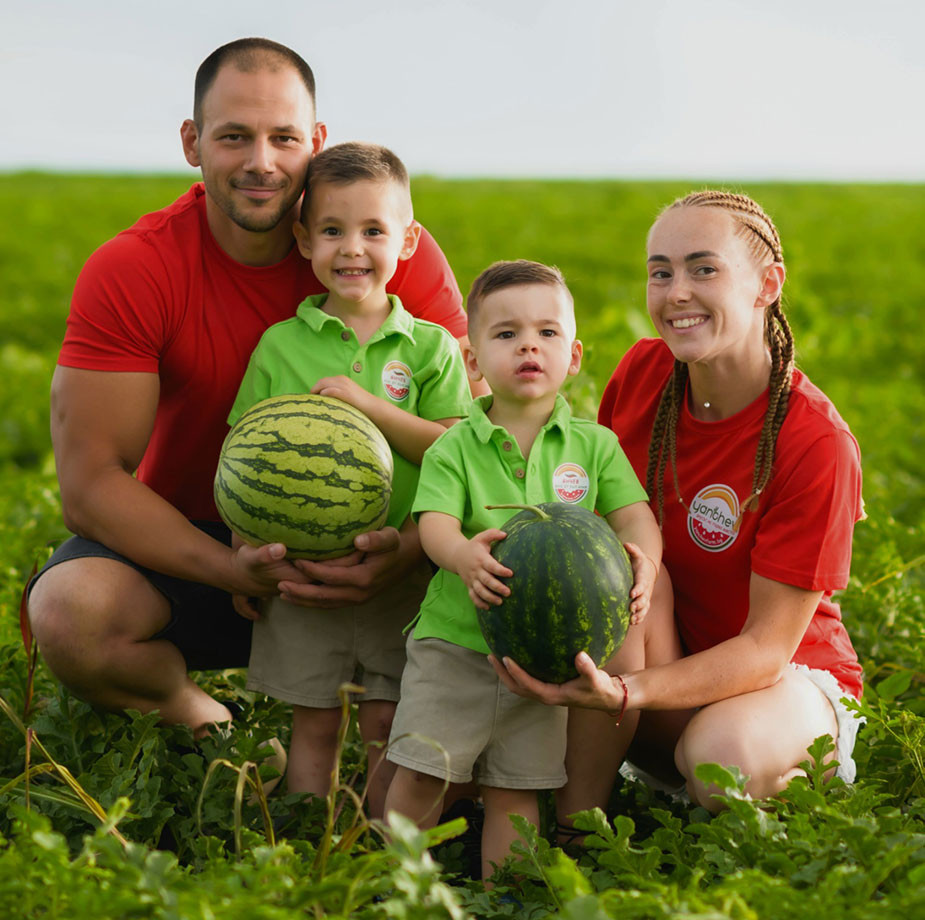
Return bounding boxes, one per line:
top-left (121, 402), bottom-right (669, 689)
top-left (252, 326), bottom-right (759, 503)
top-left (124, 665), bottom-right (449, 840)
top-left (489, 650), bottom-right (625, 712)
top-left (624, 541), bottom-right (659, 625)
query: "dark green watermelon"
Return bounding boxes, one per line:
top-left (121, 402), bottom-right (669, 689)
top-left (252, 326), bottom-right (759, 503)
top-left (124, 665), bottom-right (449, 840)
top-left (477, 503), bottom-right (632, 683)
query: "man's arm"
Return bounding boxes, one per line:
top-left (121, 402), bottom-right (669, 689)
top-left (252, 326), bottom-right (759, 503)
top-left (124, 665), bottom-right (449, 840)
top-left (51, 366), bottom-right (307, 596)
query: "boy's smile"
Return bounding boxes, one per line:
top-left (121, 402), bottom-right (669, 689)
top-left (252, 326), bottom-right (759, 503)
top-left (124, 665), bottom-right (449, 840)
top-left (294, 178), bottom-right (419, 318)
top-left (466, 283), bottom-right (582, 408)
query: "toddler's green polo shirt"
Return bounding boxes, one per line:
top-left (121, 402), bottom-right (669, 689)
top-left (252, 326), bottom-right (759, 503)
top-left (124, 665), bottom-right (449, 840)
top-left (229, 293), bottom-right (471, 529)
top-left (411, 393), bottom-right (647, 651)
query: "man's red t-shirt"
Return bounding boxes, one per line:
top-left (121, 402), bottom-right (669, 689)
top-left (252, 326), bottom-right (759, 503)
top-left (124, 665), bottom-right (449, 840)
top-left (599, 339), bottom-right (864, 698)
top-left (58, 184), bottom-right (467, 521)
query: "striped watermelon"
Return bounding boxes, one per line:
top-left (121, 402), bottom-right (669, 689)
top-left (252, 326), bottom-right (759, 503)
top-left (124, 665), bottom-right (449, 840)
top-left (477, 503), bottom-right (632, 683)
top-left (214, 394), bottom-right (393, 559)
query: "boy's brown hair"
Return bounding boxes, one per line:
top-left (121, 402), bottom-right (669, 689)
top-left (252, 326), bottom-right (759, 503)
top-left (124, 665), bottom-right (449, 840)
top-left (466, 260), bottom-right (573, 337)
top-left (302, 142), bottom-right (411, 220)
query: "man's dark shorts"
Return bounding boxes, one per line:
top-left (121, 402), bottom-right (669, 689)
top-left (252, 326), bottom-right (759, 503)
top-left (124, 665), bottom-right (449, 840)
top-left (28, 521), bottom-right (252, 671)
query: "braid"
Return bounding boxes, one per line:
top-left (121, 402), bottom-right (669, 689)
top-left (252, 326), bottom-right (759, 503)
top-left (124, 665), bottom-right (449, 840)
top-left (646, 360), bottom-right (689, 525)
top-left (645, 190), bottom-right (794, 527)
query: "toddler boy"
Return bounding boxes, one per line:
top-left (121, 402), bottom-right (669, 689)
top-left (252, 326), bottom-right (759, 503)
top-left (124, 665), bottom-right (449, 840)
top-left (384, 260), bottom-right (662, 879)
top-left (228, 143), bottom-right (471, 817)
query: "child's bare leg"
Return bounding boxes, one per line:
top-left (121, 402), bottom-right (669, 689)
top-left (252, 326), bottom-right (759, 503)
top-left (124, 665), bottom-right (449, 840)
top-left (383, 765), bottom-right (446, 828)
top-left (287, 704), bottom-right (343, 797)
top-left (357, 699), bottom-right (398, 819)
top-left (480, 786), bottom-right (538, 884)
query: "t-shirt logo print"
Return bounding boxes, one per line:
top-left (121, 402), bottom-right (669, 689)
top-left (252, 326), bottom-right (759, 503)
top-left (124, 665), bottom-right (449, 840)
top-left (688, 483), bottom-right (741, 552)
top-left (553, 463), bottom-right (590, 503)
top-left (382, 360), bottom-right (412, 401)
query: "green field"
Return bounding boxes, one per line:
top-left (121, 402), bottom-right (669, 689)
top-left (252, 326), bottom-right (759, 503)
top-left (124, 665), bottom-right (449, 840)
top-left (0, 174), bottom-right (923, 917)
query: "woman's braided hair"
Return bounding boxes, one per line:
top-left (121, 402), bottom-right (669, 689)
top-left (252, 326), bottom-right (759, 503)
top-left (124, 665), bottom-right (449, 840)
top-left (644, 190), bottom-right (794, 526)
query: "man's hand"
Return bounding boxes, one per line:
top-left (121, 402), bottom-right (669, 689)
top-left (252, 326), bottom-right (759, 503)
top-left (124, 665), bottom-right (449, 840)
top-left (278, 525), bottom-right (421, 608)
top-left (624, 541), bottom-right (658, 626)
top-left (228, 539), bottom-right (309, 596)
top-left (232, 593), bottom-right (262, 621)
top-left (457, 529), bottom-right (512, 609)
top-left (489, 650), bottom-right (624, 712)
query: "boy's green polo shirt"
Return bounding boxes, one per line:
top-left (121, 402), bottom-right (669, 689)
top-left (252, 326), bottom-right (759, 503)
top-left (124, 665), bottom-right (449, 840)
top-left (411, 393), bottom-right (647, 652)
top-left (229, 293), bottom-right (471, 529)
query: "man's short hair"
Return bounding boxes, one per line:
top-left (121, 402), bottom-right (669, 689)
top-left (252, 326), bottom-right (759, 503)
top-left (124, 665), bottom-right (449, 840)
top-left (194, 38), bottom-right (316, 128)
top-left (466, 260), bottom-right (573, 336)
top-left (302, 142), bottom-right (411, 220)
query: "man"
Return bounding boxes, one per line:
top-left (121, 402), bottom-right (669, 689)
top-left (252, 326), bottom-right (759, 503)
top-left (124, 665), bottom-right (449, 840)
top-left (27, 38), bottom-right (472, 736)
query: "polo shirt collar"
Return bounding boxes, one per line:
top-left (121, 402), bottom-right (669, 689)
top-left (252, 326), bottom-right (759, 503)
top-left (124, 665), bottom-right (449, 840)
top-left (468, 392), bottom-right (572, 444)
top-left (295, 293), bottom-right (417, 344)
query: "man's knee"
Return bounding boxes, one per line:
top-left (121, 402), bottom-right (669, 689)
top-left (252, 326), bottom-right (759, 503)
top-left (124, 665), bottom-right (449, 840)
top-left (28, 559), bottom-right (169, 668)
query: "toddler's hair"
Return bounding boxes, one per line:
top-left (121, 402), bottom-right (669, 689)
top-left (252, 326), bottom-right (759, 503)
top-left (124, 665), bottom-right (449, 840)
top-left (467, 260), bottom-right (572, 335)
top-left (646, 191), bottom-right (794, 527)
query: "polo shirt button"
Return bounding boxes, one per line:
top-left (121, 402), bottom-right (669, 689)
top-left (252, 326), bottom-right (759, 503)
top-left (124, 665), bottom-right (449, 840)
top-left (515, 468), bottom-right (525, 479)
top-left (502, 441), bottom-right (512, 451)
top-left (352, 362), bottom-right (362, 373)
top-left (341, 331), bottom-right (350, 341)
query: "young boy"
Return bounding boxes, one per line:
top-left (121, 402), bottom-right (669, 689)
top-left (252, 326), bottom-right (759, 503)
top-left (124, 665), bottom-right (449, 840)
top-left (383, 260), bottom-right (663, 880)
top-left (227, 143), bottom-right (472, 818)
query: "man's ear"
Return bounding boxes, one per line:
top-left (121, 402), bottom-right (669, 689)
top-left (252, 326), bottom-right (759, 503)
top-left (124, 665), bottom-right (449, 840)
top-left (292, 220), bottom-right (312, 259)
top-left (180, 119), bottom-right (201, 168)
top-left (311, 121), bottom-right (328, 156)
top-left (399, 221), bottom-right (422, 261)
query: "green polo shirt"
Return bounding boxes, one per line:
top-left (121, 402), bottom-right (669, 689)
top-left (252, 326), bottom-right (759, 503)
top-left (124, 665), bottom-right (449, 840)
top-left (229, 293), bottom-right (471, 530)
top-left (411, 393), bottom-right (648, 651)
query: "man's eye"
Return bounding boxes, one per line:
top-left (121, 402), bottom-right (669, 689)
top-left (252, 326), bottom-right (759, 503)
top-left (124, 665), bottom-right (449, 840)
top-left (222, 134), bottom-right (243, 142)
top-left (276, 136), bottom-right (298, 144)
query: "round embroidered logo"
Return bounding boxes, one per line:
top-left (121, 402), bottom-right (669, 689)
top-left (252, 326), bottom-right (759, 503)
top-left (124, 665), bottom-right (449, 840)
top-left (553, 463), bottom-right (590, 503)
top-left (382, 361), bottom-right (412, 401)
top-left (687, 483), bottom-right (741, 552)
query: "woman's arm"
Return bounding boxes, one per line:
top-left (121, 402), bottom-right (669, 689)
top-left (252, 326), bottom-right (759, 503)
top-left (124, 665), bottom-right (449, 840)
top-left (492, 572), bottom-right (822, 712)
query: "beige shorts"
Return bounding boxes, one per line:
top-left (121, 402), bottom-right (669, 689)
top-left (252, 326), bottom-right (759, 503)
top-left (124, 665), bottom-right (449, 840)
top-left (246, 562), bottom-right (432, 708)
top-left (387, 636), bottom-right (568, 789)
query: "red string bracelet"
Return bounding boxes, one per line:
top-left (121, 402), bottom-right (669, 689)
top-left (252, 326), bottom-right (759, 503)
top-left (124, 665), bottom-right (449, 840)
top-left (607, 674), bottom-right (629, 725)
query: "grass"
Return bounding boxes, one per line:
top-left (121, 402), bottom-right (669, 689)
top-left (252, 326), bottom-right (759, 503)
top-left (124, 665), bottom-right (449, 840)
top-left (0, 172), bottom-right (923, 917)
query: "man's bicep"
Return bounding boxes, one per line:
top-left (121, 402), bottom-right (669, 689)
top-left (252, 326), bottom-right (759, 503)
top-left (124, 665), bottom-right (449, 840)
top-left (51, 367), bottom-right (160, 479)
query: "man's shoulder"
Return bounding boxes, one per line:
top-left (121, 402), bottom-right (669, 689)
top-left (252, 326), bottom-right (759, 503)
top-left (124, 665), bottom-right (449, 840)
top-left (88, 184), bottom-right (205, 270)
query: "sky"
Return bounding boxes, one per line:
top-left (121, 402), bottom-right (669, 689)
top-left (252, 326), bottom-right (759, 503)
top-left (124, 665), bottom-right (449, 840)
top-left (2, 0), bottom-right (923, 181)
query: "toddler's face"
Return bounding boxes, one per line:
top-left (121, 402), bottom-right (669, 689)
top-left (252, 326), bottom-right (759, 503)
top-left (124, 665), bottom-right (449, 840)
top-left (467, 283), bottom-right (581, 403)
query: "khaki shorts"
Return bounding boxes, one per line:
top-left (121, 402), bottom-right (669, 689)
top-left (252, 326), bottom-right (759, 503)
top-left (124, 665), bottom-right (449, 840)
top-left (387, 637), bottom-right (568, 789)
top-left (246, 562), bottom-right (432, 708)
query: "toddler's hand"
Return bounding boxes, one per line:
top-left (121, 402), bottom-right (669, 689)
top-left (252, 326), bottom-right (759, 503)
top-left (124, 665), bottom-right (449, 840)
top-left (623, 542), bottom-right (658, 626)
top-left (458, 529), bottom-right (512, 610)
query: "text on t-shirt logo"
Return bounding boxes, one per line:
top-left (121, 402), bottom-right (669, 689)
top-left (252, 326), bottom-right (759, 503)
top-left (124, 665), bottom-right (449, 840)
top-left (382, 360), bottom-right (412, 401)
top-left (687, 483), bottom-right (741, 552)
top-left (553, 463), bottom-right (590, 503)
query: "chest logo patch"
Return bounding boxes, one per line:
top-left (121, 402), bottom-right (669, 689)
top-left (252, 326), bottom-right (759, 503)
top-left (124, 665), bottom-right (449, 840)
top-left (688, 483), bottom-right (741, 552)
top-left (553, 463), bottom-right (590, 503)
top-left (382, 361), bottom-right (412, 402)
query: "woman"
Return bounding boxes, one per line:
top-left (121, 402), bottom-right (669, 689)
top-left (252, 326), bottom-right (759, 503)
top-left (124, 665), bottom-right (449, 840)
top-left (492, 191), bottom-right (864, 821)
